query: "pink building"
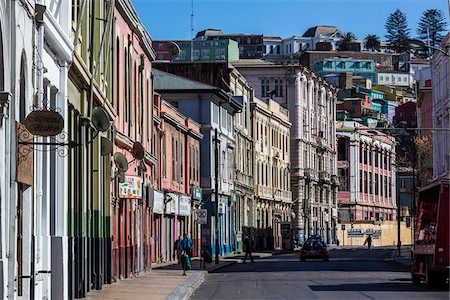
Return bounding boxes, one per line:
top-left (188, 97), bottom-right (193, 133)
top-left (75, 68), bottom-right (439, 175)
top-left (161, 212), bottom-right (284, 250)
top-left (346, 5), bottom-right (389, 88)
top-left (151, 94), bottom-right (203, 264)
top-left (112, 0), bottom-right (156, 280)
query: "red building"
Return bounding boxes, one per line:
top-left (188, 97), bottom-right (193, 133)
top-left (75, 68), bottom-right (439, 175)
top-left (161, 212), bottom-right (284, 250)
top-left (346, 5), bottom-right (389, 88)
top-left (394, 101), bottom-right (417, 128)
top-left (112, 0), bottom-right (156, 280)
top-left (151, 95), bottom-right (203, 264)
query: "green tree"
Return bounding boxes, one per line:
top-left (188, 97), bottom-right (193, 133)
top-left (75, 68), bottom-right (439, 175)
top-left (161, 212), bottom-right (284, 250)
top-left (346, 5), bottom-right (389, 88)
top-left (363, 34), bottom-right (381, 51)
top-left (338, 32), bottom-right (357, 51)
top-left (417, 9), bottom-right (448, 53)
top-left (385, 9), bottom-right (411, 53)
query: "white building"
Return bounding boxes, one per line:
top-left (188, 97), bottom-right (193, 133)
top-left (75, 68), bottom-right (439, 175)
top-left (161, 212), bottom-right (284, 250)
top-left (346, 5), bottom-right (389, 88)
top-left (432, 33), bottom-right (450, 179)
top-left (377, 71), bottom-right (414, 87)
top-left (0, 0), bottom-right (73, 299)
top-left (233, 60), bottom-right (339, 245)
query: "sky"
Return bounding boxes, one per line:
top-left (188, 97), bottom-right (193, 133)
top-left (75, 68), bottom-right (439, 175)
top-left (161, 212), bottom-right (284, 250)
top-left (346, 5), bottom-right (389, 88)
top-left (130, 0), bottom-right (449, 41)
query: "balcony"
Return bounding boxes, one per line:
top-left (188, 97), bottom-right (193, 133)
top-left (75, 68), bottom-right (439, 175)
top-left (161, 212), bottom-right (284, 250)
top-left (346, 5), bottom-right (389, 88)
top-left (330, 175), bottom-right (340, 186)
top-left (274, 188), bottom-right (292, 203)
top-left (256, 184), bottom-right (273, 199)
top-left (304, 168), bottom-right (318, 181)
top-left (318, 171), bottom-right (331, 182)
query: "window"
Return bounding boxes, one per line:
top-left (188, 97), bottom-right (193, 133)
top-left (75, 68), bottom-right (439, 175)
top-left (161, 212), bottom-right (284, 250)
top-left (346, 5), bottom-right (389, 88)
top-left (162, 134), bottom-right (167, 178)
top-left (274, 79), bottom-right (283, 97)
top-left (172, 135), bottom-right (175, 181)
top-left (326, 61), bottom-right (332, 68)
top-left (201, 48), bottom-right (210, 59)
top-left (369, 172), bottom-right (373, 194)
top-left (261, 79), bottom-right (270, 98)
top-left (192, 49), bottom-right (200, 60)
top-left (338, 138), bottom-right (348, 161)
top-left (360, 170), bottom-right (363, 192)
top-left (364, 171), bottom-right (368, 193)
top-left (355, 62), bottom-right (360, 69)
top-left (380, 76), bottom-right (383, 81)
top-left (338, 168), bottom-right (348, 191)
top-left (180, 140), bottom-right (184, 183)
top-left (403, 77), bottom-right (407, 82)
top-left (375, 173), bottom-right (379, 195)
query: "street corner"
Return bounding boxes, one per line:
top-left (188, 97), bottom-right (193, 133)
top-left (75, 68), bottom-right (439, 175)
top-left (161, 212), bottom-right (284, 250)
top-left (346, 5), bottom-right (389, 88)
top-left (166, 271), bottom-right (207, 300)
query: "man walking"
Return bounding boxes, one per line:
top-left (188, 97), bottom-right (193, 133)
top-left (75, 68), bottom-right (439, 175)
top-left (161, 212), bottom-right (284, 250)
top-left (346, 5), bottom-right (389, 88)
top-left (243, 234), bottom-right (254, 263)
top-left (364, 235), bottom-right (372, 250)
top-left (181, 233), bottom-right (194, 258)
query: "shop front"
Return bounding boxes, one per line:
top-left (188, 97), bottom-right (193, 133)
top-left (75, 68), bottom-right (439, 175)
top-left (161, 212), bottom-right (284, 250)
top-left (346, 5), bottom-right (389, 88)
top-left (152, 190), bottom-right (164, 264)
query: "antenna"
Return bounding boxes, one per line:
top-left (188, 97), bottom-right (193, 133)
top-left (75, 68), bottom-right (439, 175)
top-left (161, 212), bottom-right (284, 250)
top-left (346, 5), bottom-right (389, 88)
top-left (190, 0), bottom-right (194, 61)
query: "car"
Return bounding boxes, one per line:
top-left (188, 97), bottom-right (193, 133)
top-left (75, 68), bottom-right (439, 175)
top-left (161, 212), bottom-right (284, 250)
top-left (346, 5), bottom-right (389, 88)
top-left (300, 240), bottom-right (329, 262)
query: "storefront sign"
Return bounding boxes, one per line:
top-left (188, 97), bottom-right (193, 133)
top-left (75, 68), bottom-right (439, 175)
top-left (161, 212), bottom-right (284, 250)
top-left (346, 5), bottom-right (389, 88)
top-left (153, 190), bottom-right (164, 214)
top-left (179, 196), bottom-right (191, 216)
top-left (24, 110), bottom-right (64, 136)
top-left (119, 176), bottom-right (142, 199)
top-left (165, 193), bottom-right (179, 214)
top-left (347, 229), bottom-right (364, 237)
top-left (192, 186), bottom-right (202, 201)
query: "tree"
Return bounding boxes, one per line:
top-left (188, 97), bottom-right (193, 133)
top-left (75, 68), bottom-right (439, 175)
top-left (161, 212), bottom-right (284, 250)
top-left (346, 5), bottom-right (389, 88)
top-left (417, 9), bottom-right (448, 54)
top-left (364, 34), bottom-right (381, 52)
top-left (338, 32), bottom-right (357, 51)
top-left (385, 9), bottom-right (411, 53)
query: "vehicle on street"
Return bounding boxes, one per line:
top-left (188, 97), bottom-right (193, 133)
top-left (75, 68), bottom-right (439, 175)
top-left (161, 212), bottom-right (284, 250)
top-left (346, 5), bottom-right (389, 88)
top-left (300, 240), bottom-right (329, 261)
top-left (411, 177), bottom-right (449, 288)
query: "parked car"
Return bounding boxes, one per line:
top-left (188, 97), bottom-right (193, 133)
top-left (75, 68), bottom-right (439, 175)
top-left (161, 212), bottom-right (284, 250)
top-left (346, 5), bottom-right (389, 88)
top-left (300, 240), bottom-right (329, 262)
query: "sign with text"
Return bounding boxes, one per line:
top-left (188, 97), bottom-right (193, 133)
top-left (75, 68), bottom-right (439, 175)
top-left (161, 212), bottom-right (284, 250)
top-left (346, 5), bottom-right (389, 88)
top-left (179, 196), bottom-right (191, 216)
top-left (119, 176), bottom-right (142, 199)
top-left (24, 110), bottom-right (64, 136)
top-left (193, 186), bottom-right (202, 201)
top-left (153, 190), bottom-right (164, 214)
top-left (197, 209), bottom-right (207, 224)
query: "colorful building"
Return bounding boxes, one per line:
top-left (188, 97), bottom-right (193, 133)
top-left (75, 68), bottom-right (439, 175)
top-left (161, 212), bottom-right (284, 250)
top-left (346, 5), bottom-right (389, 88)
top-left (153, 39), bottom-right (239, 62)
top-left (153, 69), bottom-right (242, 256)
top-left (314, 58), bottom-right (377, 84)
top-left (151, 96), bottom-right (203, 264)
top-left (112, 0), bottom-right (155, 281)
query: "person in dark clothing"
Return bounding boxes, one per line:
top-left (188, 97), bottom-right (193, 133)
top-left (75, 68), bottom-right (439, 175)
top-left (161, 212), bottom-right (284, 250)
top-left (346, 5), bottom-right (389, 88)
top-left (181, 233), bottom-right (194, 258)
top-left (243, 234), bottom-right (254, 263)
top-left (364, 235), bottom-right (372, 250)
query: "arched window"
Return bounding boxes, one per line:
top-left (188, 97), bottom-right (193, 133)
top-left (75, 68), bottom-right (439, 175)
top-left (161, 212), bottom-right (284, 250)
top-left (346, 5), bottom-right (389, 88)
top-left (19, 53), bottom-right (26, 123)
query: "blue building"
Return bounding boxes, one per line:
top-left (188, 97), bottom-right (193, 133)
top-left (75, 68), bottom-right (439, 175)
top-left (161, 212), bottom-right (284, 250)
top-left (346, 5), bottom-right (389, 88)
top-left (153, 69), bottom-right (243, 256)
top-left (314, 58), bottom-right (377, 84)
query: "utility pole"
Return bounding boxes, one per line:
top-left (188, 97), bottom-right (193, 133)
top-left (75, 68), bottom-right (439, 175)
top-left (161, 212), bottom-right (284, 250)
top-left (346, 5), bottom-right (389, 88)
top-left (190, 0), bottom-right (194, 62)
top-left (214, 128), bottom-right (220, 264)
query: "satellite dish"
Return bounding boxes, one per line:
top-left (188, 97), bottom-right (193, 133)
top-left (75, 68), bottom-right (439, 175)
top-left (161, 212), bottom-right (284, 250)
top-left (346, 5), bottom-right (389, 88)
top-left (132, 142), bottom-right (145, 160)
top-left (92, 107), bottom-right (111, 132)
top-left (101, 137), bottom-right (113, 156)
top-left (118, 170), bottom-right (125, 183)
top-left (114, 152), bottom-right (129, 172)
top-left (168, 42), bottom-right (181, 57)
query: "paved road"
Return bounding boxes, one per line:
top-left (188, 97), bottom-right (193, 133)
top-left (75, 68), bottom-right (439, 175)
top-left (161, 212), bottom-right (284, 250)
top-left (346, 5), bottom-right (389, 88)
top-left (191, 247), bottom-right (449, 300)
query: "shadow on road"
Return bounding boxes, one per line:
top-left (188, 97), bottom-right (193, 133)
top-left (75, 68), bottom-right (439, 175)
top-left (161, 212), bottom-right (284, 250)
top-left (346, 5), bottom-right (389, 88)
top-left (309, 282), bottom-right (445, 292)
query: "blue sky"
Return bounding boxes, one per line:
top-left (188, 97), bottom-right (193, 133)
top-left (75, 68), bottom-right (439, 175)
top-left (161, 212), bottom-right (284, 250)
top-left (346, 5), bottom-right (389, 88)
top-left (131, 0), bottom-right (449, 41)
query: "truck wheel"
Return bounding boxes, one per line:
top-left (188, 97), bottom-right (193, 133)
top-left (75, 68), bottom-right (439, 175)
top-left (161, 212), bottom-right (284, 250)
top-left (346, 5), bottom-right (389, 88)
top-left (412, 274), bottom-right (421, 284)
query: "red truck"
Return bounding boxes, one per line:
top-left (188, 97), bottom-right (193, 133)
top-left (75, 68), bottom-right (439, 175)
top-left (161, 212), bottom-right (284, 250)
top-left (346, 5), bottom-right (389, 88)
top-left (411, 177), bottom-right (449, 288)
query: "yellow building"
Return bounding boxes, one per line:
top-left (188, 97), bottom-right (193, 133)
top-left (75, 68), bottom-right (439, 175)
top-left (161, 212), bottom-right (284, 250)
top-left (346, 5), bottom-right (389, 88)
top-left (251, 98), bottom-right (292, 250)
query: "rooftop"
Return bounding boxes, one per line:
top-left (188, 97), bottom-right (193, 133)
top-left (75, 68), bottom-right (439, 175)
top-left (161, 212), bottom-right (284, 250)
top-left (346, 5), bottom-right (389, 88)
top-left (302, 25), bottom-right (343, 38)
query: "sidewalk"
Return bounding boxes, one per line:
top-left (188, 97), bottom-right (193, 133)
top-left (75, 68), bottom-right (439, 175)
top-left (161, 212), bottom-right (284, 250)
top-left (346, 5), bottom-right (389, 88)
top-left (86, 270), bottom-right (206, 300)
top-left (390, 246), bottom-right (412, 266)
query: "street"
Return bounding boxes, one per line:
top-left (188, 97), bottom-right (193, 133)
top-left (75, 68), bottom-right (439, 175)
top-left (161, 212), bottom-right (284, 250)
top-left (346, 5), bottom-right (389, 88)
top-left (191, 248), bottom-right (449, 300)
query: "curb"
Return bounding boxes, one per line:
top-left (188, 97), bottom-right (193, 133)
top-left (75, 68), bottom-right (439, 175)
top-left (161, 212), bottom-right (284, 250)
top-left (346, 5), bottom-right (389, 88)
top-left (166, 271), bottom-right (207, 300)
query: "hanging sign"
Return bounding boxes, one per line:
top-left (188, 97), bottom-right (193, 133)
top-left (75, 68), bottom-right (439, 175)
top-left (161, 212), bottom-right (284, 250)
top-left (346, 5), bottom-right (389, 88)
top-left (165, 193), bottom-right (179, 214)
top-left (153, 190), bottom-right (164, 214)
top-left (179, 196), bottom-right (191, 216)
top-left (119, 176), bottom-right (142, 199)
top-left (24, 110), bottom-right (64, 136)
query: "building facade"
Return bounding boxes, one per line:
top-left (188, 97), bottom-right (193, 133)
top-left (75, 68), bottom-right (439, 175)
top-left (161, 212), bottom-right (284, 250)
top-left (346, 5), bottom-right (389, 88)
top-left (377, 71), bottom-right (413, 87)
top-left (431, 33), bottom-right (450, 179)
top-left (251, 98), bottom-right (292, 250)
top-left (314, 58), bottom-right (377, 84)
top-left (153, 69), bottom-right (242, 256)
top-left (112, 0), bottom-right (155, 282)
top-left (153, 39), bottom-right (239, 62)
top-left (233, 60), bottom-right (339, 245)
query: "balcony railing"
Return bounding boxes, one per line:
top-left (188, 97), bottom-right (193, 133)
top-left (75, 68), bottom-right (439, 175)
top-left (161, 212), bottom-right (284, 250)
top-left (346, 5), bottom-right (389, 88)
top-left (304, 168), bottom-right (318, 181)
top-left (256, 184), bottom-right (272, 199)
top-left (319, 171), bottom-right (331, 182)
top-left (274, 188), bottom-right (292, 203)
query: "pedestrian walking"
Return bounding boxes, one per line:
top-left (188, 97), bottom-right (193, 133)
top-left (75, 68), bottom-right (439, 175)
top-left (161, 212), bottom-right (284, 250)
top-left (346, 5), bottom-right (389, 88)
top-left (174, 235), bottom-right (182, 262)
top-left (180, 250), bottom-right (191, 276)
top-left (364, 235), bottom-right (372, 250)
top-left (243, 234), bottom-right (254, 263)
top-left (181, 233), bottom-right (194, 258)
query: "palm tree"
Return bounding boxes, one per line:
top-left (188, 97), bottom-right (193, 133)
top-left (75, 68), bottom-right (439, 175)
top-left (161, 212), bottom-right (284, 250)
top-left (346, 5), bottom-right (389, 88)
top-left (338, 32), bottom-right (357, 50)
top-left (364, 34), bottom-right (381, 52)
